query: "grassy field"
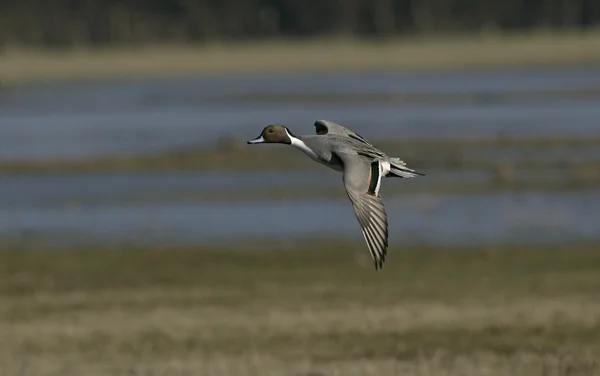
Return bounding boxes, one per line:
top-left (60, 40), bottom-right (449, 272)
top-left (1, 30), bottom-right (600, 85)
top-left (2, 242), bottom-right (600, 375)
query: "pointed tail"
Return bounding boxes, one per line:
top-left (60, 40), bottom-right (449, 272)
top-left (387, 158), bottom-right (425, 178)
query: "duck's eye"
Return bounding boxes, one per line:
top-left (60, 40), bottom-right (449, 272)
top-left (268, 129), bottom-right (274, 133)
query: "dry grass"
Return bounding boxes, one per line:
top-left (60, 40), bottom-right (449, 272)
top-left (1, 242), bottom-right (600, 375)
top-left (1, 30), bottom-right (600, 85)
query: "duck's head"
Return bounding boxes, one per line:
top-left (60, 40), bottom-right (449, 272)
top-left (247, 124), bottom-right (292, 145)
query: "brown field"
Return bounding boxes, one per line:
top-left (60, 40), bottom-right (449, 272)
top-left (1, 30), bottom-right (600, 85)
top-left (1, 242), bottom-right (600, 375)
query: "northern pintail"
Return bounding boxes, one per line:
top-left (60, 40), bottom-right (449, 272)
top-left (247, 120), bottom-right (424, 269)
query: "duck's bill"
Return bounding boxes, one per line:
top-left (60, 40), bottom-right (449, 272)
top-left (247, 135), bottom-right (266, 144)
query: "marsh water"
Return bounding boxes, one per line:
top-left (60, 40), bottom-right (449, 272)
top-left (1, 67), bottom-right (600, 246)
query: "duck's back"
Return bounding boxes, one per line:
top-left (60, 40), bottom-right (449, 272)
top-left (302, 133), bottom-right (386, 162)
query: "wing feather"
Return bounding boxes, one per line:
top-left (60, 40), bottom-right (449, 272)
top-left (336, 152), bottom-right (389, 269)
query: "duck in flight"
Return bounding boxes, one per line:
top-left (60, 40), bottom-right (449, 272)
top-left (247, 120), bottom-right (424, 269)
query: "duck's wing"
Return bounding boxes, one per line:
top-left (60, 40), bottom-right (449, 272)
top-left (314, 120), bottom-right (373, 146)
top-left (335, 152), bottom-right (389, 269)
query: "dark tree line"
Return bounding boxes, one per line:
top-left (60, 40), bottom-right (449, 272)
top-left (0, 0), bottom-right (598, 47)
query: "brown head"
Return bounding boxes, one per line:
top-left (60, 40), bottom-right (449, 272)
top-left (247, 124), bottom-right (293, 145)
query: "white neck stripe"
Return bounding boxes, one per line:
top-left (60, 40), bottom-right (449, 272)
top-left (287, 130), bottom-right (319, 160)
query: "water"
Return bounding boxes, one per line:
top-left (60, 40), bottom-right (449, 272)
top-left (1, 67), bottom-right (599, 247)
top-left (0, 171), bottom-right (599, 246)
top-left (1, 67), bottom-right (600, 161)
top-left (463, 145), bottom-right (600, 164)
top-left (4, 66), bottom-right (600, 112)
top-left (1, 190), bottom-right (598, 246)
top-left (0, 171), bottom-right (339, 208)
top-left (0, 170), bottom-right (491, 207)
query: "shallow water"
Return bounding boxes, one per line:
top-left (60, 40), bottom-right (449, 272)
top-left (1, 67), bottom-right (599, 247)
top-left (1, 170), bottom-right (598, 246)
top-left (1, 67), bottom-right (600, 161)
top-left (0, 170), bottom-right (494, 208)
top-left (2, 192), bottom-right (598, 246)
top-left (462, 145), bottom-right (600, 164)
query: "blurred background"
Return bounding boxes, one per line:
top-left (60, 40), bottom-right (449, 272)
top-left (1, 1), bottom-right (600, 376)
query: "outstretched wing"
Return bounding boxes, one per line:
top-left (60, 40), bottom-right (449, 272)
top-left (336, 152), bottom-right (389, 269)
top-left (314, 120), bottom-right (373, 146)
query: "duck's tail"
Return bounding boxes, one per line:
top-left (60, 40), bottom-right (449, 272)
top-left (386, 158), bottom-right (425, 178)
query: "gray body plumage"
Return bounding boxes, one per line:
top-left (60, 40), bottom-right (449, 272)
top-left (297, 120), bottom-right (418, 178)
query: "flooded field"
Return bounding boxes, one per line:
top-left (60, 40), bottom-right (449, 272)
top-left (2, 65), bottom-right (600, 376)
top-left (1, 66), bottom-right (599, 246)
top-left (2, 67), bottom-right (600, 160)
